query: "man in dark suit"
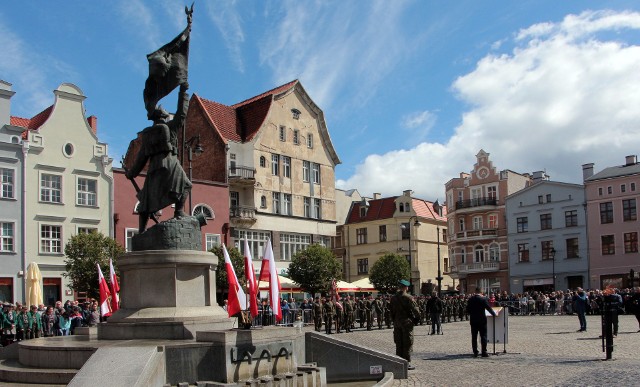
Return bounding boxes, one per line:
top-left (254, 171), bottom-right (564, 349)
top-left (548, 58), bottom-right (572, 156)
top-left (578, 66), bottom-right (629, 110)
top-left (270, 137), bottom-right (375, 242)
top-left (466, 287), bottom-right (496, 357)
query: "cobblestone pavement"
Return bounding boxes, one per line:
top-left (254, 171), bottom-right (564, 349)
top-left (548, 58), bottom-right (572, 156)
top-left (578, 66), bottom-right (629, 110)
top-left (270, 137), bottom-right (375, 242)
top-left (324, 314), bottom-right (640, 386)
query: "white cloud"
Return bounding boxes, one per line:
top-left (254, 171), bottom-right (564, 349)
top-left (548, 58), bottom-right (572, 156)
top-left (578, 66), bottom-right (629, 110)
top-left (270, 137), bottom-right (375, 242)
top-left (205, 0), bottom-right (245, 73)
top-left (117, 0), bottom-right (160, 49)
top-left (401, 110), bottom-right (437, 143)
top-left (338, 10), bottom-right (640, 201)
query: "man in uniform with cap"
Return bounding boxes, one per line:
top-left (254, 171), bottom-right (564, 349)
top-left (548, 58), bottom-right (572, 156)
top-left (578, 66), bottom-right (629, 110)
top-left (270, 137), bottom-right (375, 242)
top-left (389, 279), bottom-right (421, 370)
top-left (312, 297), bottom-right (323, 332)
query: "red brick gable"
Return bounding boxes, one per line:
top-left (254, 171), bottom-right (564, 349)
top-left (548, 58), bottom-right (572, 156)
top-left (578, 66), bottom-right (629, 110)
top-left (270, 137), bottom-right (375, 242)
top-left (11, 105), bottom-right (53, 138)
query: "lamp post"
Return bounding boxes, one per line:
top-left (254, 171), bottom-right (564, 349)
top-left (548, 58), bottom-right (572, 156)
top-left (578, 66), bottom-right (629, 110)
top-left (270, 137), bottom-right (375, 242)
top-left (184, 135), bottom-right (204, 214)
top-left (436, 226), bottom-right (443, 298)
top-left (550, 247), bottom-right (557, 291)
top-left (402, 216), bottom-right (421, 293)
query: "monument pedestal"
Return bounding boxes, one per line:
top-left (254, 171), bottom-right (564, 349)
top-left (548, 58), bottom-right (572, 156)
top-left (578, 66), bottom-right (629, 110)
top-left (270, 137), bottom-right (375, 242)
top-left (98, 249), bottom-right (232, 340)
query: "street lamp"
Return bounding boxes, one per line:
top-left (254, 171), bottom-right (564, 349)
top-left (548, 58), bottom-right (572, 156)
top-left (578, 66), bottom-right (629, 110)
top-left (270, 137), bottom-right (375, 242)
top-left (401, 216), bottom-right (421, 292)
top-left (550, 247), bottom-right (557, 291)
top-left (436, 226), bottom-right (443, 298)
top-left (184, 134), bottom-right (204, 214)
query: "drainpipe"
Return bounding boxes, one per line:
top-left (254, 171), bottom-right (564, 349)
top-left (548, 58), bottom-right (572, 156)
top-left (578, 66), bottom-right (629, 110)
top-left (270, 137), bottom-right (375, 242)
top-left (21, 139), bottom-right (29, 303)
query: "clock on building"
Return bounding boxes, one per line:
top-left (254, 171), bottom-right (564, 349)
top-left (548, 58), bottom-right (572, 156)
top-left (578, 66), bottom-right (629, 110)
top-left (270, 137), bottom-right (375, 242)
top-left (477, 167), bottom-right (489, 179)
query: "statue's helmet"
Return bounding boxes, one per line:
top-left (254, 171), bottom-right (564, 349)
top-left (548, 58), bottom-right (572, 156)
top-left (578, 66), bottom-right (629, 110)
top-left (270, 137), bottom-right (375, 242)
top-left (148, 106), bottom-right (170, 121)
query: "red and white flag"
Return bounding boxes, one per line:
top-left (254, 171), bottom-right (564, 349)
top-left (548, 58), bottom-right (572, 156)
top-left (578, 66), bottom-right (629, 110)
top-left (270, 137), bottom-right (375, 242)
top-left (244, 239), bottom-right (259, 317)
top-left (97, 264), bottom-right (112, 317)
top-left (259, 238), bottom-right (281, 321)
top-left (224, 244), bottom-right (246, 317)
top-left (109, 258), bottom-right (120, 313)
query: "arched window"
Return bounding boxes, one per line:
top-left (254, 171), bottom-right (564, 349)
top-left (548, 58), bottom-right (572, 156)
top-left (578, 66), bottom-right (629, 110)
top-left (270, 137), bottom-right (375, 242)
top-left (489, 243), bottom-right (500, 261)
top-left (259, 156), bottom-right (266, 168)
top-left (405, 202), bottom-right (410, 212)
top-left (474, 245), bottom-right (484, 263)
top-left (260, 196), bottom-right (267, 208)
top-left (193, 204), bottom-right (214, 219)
top-left (399, 203), bottom-right (404, 212)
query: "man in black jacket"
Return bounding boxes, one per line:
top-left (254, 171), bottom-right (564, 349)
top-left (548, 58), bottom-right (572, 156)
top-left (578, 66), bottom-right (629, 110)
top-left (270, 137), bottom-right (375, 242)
top-left (466, 287), bottom-right (496, 357)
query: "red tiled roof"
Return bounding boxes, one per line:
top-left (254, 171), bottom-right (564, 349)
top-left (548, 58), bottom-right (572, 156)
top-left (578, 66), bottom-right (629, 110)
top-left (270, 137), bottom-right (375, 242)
top-left (346, 196), bottom-right (447, 224)
top-left (11, 105), bottom-right (53, 138)
top-left (194, 80), bottom-right (298, 143)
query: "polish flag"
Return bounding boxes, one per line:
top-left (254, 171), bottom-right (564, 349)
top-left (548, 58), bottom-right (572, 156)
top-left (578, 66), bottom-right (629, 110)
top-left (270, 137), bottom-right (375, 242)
top-left (223, 244), bottom-right (246, 317)
top-left (244, 239), bottom-right (259, 317)
top-left (97, 264), bottom-right (112, 317)
top-left (109, 258), bottom-right (120, 313)
top-left (258, 239), bottom-right (281, 322)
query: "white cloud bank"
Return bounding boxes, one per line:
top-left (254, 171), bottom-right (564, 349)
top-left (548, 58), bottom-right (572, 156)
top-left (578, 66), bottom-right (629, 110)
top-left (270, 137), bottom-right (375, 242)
top-left (337, 10), bottom-right (640, 201)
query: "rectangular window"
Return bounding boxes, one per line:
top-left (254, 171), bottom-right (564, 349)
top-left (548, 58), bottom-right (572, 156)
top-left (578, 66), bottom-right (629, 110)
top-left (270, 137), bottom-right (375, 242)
top-left (357, 258), bottom-right (369, 274)
top-left (304, 197), bottom-right (311, 218)
top-left (0, 222), bottom-right (14, 252)
top-left (621, 184), bottom-right (626, 193)
top-left (77, 227), bottom-right (97, 234)
top-left (235, 229), bottom-right (271, 261)
top-left (541, 240), bottom-right (554, 260)
top-left (282, 156), bottom-right (291, 178)
top-left (302, 161), bottom-right (310, 182)
top-left (279, 126), bottom-right (286, 142)
top-left (401, 223), bottom-right (410, 240)
top-left (624, 232), bottom-right (638, 253)
top-left (565, 210), bottom-right (578, 227)
top-left (271, 154), bottom-right (279, 176)
top-left (546, 194), bottom-right (551, 203)
top-left (125, 228), bottom-right (138, 252)
top-left (459, 218), bottom-right (465, 232)
top-left (379, 225), bottom-right (387, 242)
top-left (600, 202), bottom-right (613, 224)
top-left (538, 195), bottom-right (543, 204)
top-left (312, 163), bottom-right (320, 184)
top-left (307, 133), bottom-right (313, 148)
top-left (517, 243), bottom-right (529, 262)
top-left (40, 174), bottom-right (62, 203)
top-left (293, 129), bottom-right (300, 145)
top-left (631, 182), bottom-right (636, 191)
top-left (472, 216), bottom-right (483, 230)
top-left (487, 186), bottom-right (497, 200)
top-left (1, 168), bottom-right (14, 199)
top-left (622, 199), bottom-right (637, 221)
top-left (272, 192), bottom-right (280, 214)
top-left (488, 214), bottom-right (498, 229)
top-left (540, 213), bottom-right (552, 230)
top-left (230, 191), bottom-right (239, 207)
top-left (313, 198), bottom-right (321, 219)
top-left (601, 235), bottom-right (615, 255)
top-left (356, 228), bottom-right (368, 244)
top-left (280, 233), bottom-right (311, 261)
top-left (77, 178), bottom-right (97, 207)
top-left (517, 217), bottom-right (528, 233)
top-left (607, 186), bottom-right (612, 194)
top-left (40, 224), bottom-right (62, 253)
top-left (566, 238), bottom-right (579, 258)
top-left (205, 234), bottom-right (221, 250)
top-left (598, 187), bottom-right (603, 196)
top-left (283, 194), bottom-right (292, 216)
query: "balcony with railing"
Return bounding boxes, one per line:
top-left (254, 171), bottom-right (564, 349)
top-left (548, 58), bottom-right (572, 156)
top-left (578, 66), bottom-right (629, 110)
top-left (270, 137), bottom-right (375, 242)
top-left (449, 261), bottom-right (499, 274)
top-left (455, 228), bottom-right (498, 241)
top-left (230, 206), bottom-right (257, 222)
top-left (229, 165), bottom-right (256, 185)
top-left (454, 197), bottom-right (497, 211)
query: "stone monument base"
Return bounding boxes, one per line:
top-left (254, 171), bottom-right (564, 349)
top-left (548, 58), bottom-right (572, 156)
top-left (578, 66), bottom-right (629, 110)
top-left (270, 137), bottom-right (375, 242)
top-left (98, 249), bottom-right (233, 340)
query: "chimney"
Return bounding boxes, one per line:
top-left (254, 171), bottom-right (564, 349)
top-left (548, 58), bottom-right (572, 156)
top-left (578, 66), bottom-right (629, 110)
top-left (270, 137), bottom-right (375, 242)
top-left (87, 115), bottom-right (98, 134)
top-left (625, 155), bottom-right (637, 166)
top-left (403, 189), bottom-right (413, 197)
top-left (0, 80), bottom-right (16, 128)
top-left (373, 193), bottom-right (381, 200)
top-left (531, 171), bottom-right (549, 182)
top-left (582, 163), bottom-right (594, 181)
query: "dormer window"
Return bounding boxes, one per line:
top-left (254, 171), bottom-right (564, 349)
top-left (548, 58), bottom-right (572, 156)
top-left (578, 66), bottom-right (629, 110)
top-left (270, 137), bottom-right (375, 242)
top-left (291, 108), bottom-right (301, 120)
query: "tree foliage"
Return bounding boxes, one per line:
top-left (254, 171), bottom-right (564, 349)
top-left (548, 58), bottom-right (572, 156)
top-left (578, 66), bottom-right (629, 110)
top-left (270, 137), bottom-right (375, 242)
top-left (210, 245), bottom-right (245, 291)
top-left (287, 244), bottom-right (341, 296)
top-left (63, 232), bottom-right (125, 300)
top-left (369, 253), bottom-right (411, 294)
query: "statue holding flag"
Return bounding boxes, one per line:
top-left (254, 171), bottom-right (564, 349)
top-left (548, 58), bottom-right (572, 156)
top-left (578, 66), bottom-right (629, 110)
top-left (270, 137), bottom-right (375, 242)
top-left (125, 4), bottom-right (194, 233)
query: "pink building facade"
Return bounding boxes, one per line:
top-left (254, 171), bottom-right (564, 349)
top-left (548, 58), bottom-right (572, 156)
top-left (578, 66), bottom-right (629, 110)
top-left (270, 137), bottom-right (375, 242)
top-left (583, 155), bottom-right (640, 289)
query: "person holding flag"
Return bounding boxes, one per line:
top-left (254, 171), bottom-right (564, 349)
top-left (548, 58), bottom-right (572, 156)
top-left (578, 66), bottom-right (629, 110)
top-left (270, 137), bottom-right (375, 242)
top-left (258, 238), bottom-right (282, 323)
top-left (97, 264), bottom-right (112, 318)
top-left (244, 240), bottom-right (259, 318)
top-left (223, 245), bottom-right (246, 319)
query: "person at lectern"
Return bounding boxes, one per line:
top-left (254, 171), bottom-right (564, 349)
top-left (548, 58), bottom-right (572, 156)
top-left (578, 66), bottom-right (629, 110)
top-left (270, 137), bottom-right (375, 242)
top-left (466, 287), bottom-right (496, 358)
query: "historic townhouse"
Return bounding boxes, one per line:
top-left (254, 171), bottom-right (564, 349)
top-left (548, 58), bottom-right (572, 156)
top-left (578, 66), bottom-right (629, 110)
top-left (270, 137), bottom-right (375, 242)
top-left (583, 156), bottom-right (640, 289)
top-left (505, 177), bottom-right (588, 293)
top-left (445, 150), bottom-right (531, 294)
top-left (183, 80), bottom-right (341, 274)
top-left (7, 83), bottom-right (112, 305)
top-left (0, 81), bottom-right (26, 302)
top-left (343, 190), bottom-right (450, 294)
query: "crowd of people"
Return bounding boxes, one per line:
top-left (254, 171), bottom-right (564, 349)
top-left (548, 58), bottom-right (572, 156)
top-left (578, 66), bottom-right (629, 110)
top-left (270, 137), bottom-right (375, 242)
top-left (0, 299), bottom-right (101, 346)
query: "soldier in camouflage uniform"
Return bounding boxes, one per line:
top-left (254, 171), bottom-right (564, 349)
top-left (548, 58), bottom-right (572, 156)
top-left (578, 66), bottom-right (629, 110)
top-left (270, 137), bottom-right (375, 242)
top-left (384, 295), bottom-right (393, 329)
top-left (322, 297), bottom-right (335, 334)
top-left (374, 296), bottom-right (384, 329)
top-left (389, 280), bottom-right (421, 370)
top-left (357, 297), bottom-right (366, 329)
top-left (343, 296), bottom-right (353, 333)
top-left (312, 297), bottom-right (323, 331)
top-left (365, 295), bottom-right (374, 330)
top-left (334, 298), bottom-right (343, 334)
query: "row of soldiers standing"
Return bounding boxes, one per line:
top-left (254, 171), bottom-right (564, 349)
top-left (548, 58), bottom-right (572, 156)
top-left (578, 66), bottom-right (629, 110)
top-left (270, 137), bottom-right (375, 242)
top-left (311, 293), bottom-right (472, 334)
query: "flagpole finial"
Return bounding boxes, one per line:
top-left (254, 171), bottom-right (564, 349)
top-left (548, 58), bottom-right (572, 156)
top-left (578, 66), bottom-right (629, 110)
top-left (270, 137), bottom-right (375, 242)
top-left (186, 2), bottom-right (194, 25)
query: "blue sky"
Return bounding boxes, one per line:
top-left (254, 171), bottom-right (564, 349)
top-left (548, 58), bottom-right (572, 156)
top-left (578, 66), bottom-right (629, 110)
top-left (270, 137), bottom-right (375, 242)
top-left (2, 1), bottom-right (640, 201)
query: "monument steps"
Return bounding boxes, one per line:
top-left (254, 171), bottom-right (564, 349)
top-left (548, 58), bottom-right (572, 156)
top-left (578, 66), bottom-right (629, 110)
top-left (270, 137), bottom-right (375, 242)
top-left (0, 358), bottom-right (76, 385)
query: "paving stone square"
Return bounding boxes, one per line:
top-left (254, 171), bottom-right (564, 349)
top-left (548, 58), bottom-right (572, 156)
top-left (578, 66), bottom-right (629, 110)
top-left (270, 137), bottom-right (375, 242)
top-left (326, 314), bottom-right (640, 386)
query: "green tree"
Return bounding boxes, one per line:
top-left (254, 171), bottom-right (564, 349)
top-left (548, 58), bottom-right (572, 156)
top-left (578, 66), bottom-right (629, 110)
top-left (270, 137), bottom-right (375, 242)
top-left (63, 232), bottom-right (125, 300)
top-left (287, 244), bottom-right (341, 296)
top-left (210, 245), bottom-right (245, 292)
top-left (369, 253), bottom-right (411, 294)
